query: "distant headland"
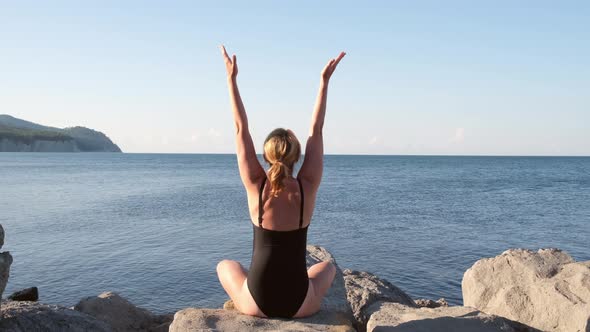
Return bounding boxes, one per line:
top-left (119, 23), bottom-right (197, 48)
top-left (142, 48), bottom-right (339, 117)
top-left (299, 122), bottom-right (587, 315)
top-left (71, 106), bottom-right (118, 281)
top-left (0, 115), bottom-right (121, 152)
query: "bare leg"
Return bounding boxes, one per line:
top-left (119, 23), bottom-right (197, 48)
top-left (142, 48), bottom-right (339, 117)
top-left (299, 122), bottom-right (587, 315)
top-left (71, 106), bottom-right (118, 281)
top-left (294, 261), bottom-right (336, 317)
top-left (308, 261), bottom-right (337, 299)
top-left (217, 259), bottom-right (247, 302)
top-left (216, 259), bottom-right (265, 317)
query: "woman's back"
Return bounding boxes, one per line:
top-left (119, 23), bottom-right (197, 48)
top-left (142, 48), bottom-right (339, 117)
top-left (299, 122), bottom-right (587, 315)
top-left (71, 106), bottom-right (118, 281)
top-left (249, 176), bottom-right (315, 231)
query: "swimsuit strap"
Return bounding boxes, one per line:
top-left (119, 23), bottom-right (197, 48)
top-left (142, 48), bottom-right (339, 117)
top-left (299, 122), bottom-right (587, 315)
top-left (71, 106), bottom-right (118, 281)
top-left (258, 177), bottom-right (266, 228)
top-left (297, 178), bottom-right (304, 229)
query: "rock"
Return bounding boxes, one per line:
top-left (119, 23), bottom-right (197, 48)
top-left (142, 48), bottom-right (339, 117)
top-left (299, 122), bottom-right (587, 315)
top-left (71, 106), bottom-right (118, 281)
top-left (342, 269), bottom-right (415, 330)
top-left (365, 302), bottom-right (540, 332)
top-left (74, 291), bottom-right (171, 332)
top-left (223, 299), bottom-right (236, 310)
top-left (462, 248), bottom-right (590, 332)
top-left (8, 287), bottom-right (39, 302)
top-left (0, 253), bottom-right (12, 302)
top-left (150, 313), bottom-right (175, 332)
top-left (0, 224), bottom-right (13, 312)
top-left (436, 298), bottom-right (448, 307)
top-left (0, 300), bottom-right (112, 332)
top-left (414, 298), bottom-right (448, 308)
top-left (169, 308), bottom-right (355, 332)
top-left (169, 245), bottom-right (355, 331)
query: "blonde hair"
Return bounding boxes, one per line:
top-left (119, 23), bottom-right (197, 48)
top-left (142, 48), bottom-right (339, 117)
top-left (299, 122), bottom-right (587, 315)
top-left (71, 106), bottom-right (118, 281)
top-left (263, 128), bottom-right (301, 197)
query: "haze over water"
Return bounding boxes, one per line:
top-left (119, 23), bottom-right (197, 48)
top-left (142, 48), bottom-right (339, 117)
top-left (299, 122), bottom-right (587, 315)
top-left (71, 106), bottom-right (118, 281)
top-left (2, 153), bottom-right (589, 313)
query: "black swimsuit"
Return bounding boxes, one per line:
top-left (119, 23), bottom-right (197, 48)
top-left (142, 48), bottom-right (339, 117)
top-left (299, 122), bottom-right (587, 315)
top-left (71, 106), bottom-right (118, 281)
top-left (247, 177), bottom-right (309, 318)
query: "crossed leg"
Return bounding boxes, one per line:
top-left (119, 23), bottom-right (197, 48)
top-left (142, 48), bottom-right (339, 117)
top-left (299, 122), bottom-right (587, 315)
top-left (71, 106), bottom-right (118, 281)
top-left (216, 259), bottom-right (265, 317)
top-left (216, 259), bottom-right (336, 318)
top-left (293, 261), bottom-right (336, 317)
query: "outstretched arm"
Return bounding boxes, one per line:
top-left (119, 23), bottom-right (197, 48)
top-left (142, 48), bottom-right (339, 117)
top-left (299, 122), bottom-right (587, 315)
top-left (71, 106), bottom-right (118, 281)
top-left (298, 52), bottom-right (346, 188)
top-left (220, 45), bottom-right (265, 189)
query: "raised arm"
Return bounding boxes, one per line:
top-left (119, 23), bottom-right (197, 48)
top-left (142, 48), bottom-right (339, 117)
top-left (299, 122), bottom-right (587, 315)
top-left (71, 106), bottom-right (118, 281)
top-left (298, 52), bottom-right (346, 188)
top-left (220, 45), bottom-right (265, 189)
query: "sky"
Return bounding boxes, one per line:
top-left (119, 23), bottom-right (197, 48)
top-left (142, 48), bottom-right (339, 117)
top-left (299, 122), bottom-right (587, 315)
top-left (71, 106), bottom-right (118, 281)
top-left (1, 1), bottom-right (589, 155)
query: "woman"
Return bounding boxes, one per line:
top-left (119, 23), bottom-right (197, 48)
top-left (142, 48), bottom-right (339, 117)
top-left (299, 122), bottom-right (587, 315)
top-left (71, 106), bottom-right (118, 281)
top-left (216, 45), bottom-right (345, 318)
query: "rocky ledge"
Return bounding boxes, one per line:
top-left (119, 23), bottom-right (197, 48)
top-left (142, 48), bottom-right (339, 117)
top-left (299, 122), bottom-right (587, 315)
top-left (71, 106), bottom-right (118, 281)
top-left (463, 248), bottom-right (590, 332)
top-left (1, 243), bottom-right (588, 331)
top-left (0, 224), bottom-right (13, 313)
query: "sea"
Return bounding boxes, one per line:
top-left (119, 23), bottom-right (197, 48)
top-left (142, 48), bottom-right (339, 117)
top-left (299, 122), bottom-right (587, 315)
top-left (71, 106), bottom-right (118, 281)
top-left (1, 153), bottom-right (589, 313)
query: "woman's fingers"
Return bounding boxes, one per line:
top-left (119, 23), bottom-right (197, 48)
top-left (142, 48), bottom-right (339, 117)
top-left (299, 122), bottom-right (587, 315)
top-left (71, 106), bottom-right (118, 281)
top-left (220, 45), bottom-right (231, 62)
top-left (320, 52), bottom-right (345, 80)
top-left (333, 52), bottom-right (346, 67)
top-left (220, 45), bottom-right (238, 78)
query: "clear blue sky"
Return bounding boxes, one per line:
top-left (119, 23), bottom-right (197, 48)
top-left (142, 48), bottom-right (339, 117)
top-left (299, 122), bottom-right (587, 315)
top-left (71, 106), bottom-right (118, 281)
top-left (1, 1), bottom-right (589, 155)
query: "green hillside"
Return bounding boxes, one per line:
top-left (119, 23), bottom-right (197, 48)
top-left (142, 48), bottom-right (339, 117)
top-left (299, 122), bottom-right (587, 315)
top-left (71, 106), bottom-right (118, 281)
top-left (0, 115), bottom-right (122, 152)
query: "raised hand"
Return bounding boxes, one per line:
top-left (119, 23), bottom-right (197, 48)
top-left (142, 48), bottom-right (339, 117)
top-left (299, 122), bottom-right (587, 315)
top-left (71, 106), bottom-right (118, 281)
top-left (220, 45), bottom-right (238, 79)
top-left (321, 52), bottom-right (346, 82)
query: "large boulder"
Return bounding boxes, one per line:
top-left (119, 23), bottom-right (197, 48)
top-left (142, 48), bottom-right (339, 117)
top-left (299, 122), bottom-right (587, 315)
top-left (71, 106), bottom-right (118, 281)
top-left (462, 248), bottom-right (590, 332)
top-left (74, 291), bottom-right (172, 332)
top-left (0, 253), bottom-right (11, 301)
top-left (169, 308), bottom-right (355, 332)
top-left (365, 302), bottom-right (539, 332)
top-left (0, 300), bottom-right (112, 332)
top-left (0, 224), bottom-right (13, 312)
top-left (169, 245), bottom-right (355, 332)
top-left (342, 269), bottom-right (415, 330)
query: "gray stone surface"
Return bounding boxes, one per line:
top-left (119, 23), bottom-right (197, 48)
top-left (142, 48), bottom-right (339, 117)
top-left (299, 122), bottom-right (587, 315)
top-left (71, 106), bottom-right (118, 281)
top-left (169, 308), bottom-right (355, 332)
top-left (365, 302), bottom-right (539, 332)
top-left (0, 300), bottom-right (112, 332)
top-left (342, 269), bottom-right (415, 330)
top-left (0, 224), bottom-right (13, 312)
top-left (463, 248), bottom-right (590, 332)
top-left (74, 291), bottom-right (171, 332)
top-left (0, 253), bottom-right (11, 300)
